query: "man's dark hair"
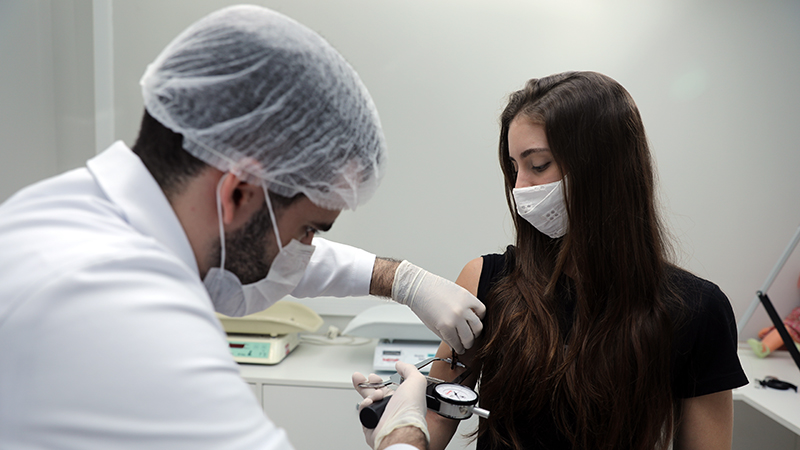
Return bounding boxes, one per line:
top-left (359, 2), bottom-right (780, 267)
top-left (132, 109), bottom-right (206, 199)
top-left (131, 109), bottom-right (302, 210)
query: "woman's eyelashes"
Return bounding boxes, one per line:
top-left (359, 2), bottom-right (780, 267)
top-left (531, 161), bottom-right (551, 172)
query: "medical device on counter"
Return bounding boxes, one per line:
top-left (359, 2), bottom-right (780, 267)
top-left (343, 303), bottom-right (440, 373)
top-left (358, 357), bottom-right (490, 428)
top-left (217, 300), bottom-right (323, 365)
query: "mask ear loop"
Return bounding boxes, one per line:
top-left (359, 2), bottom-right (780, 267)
top-left (214, 174), bottom-right (229, 271)
top-left (262, 183), bottom-right (284, 253)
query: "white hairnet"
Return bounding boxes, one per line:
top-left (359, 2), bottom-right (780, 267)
top-left (140, 5), bottom-right (386, 210)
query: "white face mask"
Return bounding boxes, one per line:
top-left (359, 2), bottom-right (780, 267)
top-left (203, 175), bottom-right (316, 316)
top-left (512, 178), bottom-right (568, 238)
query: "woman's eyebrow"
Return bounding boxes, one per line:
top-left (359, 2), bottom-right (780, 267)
top-left (519, 148), bottom-right (549, 159)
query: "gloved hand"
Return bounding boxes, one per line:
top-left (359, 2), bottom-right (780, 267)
top-left (391, 260), bottom-right (486, 353)
top-left (352, 362), bottom-right (430, 450)
top-left (352, 372), bottom-right (388, 447)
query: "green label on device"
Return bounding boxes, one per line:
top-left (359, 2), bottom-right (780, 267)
top-left (228, 341), bottom-right (271, 358)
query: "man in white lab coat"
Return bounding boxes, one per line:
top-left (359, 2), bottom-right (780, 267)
top-left (0, 5), bottom-right (482, 450)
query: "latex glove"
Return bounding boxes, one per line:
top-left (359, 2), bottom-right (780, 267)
top-left (392, 260), bottom-right (485, 353)
top-left (352, 372), bottom-right (389, 446)
top-left (352, 362), bottom-right (430, 450)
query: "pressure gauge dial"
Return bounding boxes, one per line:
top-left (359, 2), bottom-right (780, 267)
top-left (425, 382), bottom-right (489, 421)
top-left (433, 383), bottom-right (479, 405)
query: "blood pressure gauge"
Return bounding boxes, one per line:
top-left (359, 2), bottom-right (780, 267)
top-left (360, 381), bottom-right (490, 428)
top-left (426, 382), bottom-right (488, 420)
top-left (358, 356), bottom-right (490, 429)
top-left (432, 383), bottom-right (478, 404)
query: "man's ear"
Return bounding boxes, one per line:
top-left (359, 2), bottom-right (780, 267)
top-left (217, 173), bottom-right (264, 229)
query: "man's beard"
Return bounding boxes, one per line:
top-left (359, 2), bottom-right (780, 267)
top-left (210, 204), bottom-right (277, 285)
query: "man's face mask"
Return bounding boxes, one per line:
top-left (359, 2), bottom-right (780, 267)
top-left (203, 174), bottom-right (316, 316)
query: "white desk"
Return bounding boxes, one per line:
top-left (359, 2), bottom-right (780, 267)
top-left (734, 343), bottom-right (800, 436)
top-left (237, 337), bottom-right (376, 388)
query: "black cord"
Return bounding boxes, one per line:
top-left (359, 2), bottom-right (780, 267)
top-left (755, 376), bottom-right (798, 392)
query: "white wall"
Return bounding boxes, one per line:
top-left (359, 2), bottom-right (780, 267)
top-left (3, 0), bottom-right (800, 341)
top-left (110, 0), bottom-right (800, 339)
top-left (0, 0), bottom-right (95, 201)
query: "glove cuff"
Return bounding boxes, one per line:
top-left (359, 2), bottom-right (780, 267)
top-left (390, 260), bottom-right (426, 308)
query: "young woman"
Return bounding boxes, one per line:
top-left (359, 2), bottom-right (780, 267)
top-left (426, 72), bottom-right (747, 450)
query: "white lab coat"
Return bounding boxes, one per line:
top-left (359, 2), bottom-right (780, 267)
top-left (0, 142), bottom-right (377, 449)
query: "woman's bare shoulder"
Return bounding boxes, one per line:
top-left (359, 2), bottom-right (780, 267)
top-left (455, 257), bottom-right (484, 297)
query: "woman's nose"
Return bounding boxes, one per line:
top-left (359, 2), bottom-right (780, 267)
top-left (515, 173), bottom-right (533, 189)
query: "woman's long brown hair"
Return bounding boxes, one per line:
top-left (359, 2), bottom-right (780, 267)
top-left (475, 72), bottom-right (682, 450)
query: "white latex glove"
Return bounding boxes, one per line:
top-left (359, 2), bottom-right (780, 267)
top-left (352, 372), bottom-right (388, 446)
top-left (352, 362), bottom-right (430, 450)
top-left (392, 260), bottom-right (486, 353)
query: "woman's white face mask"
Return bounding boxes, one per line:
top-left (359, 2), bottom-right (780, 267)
top-left (203, 175), bottom-right (315, 316)
top-left (512, 177), bottom-right (568, 238)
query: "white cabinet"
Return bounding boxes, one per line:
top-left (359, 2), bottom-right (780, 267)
top-left (262, 384), bottom-right (364, 449)
top-left (239, 341), bottom-right (376, 449)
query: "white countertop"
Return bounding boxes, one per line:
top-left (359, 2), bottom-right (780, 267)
top-left (734, 343), bottom-right (800, 435)
top-left (237, 337), bottom-right (378, 389)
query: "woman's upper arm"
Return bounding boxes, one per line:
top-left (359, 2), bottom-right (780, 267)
top-left (674, 390), bottom-right (733, 450)
top-left (430, 257), bottom-right (483, 386)
top-left (455, 257), bottom-right (483, 297)
top-left (426, 257), bottom-right (484, 450)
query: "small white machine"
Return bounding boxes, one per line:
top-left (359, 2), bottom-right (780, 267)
top-left (217, 300), bottom-right (323, 365)
top-left (343, 303), bottom-right (440, 373)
